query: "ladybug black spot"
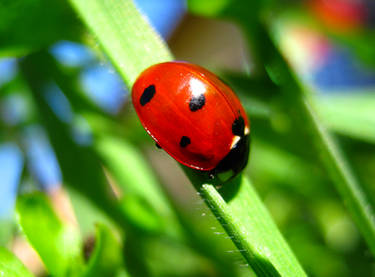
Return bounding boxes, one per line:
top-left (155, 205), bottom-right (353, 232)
top-left (180, 136), bottom-right (191, 148)
top-left (140, 85), bottom-right (156, 106)
top-left (189, 94), bottom-right (205, 111)
top-left (232, 116), bottom-right (245, 136)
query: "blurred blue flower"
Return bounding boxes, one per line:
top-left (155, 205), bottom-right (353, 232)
top-left (80, 65), bottom-right (127, 114)
top-left (44, 82), bottom-right (74, 123)
top-left (50, 41), bottom-right (94, 67)
top-left (71, 116), bottom-right (93, 146)
top-left (23, 125), bottom-right (62, 190)
top-left (0, 58), bottom-right (17, 86)
top-left (0, 93), bottom-right (30, 126)
top-left (134, 0), bottom-right (186, 38)
top-left (314, 47), bottom-right (375, 92)
top-left (0, 144), bottom-right (23, 218)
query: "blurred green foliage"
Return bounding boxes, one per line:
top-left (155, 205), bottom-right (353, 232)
top-left (83, 224), bottom-right (124, 277)
top-left (0, 0), bottom-right (82, 57)
top-left (16, 193), bottom-right (84, 276)
top-left (0, 247), bottom-right (34, 277)
top-left (1, 0), bottom-right (375, 276)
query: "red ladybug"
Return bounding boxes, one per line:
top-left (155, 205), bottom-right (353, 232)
top-left (132, 61), bottom-right (250, 181)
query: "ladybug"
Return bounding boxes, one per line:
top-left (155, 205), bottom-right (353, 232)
top-left (132, 61), bottom-right (250, 182)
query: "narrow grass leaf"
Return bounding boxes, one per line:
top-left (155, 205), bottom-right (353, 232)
top-left (0, 247), bottom-right (34, 277)
top-left (68, 0), bottom-right (173, 87)
top-left (83, 223), bottom-right (124, 277)
top-left (186, 169), bottom-right (307, 277)
top-left (16, 193), bottom-right (84, 277)
top-left (243, 20), bottom-right (375, 257)
top-left (0, 0), bottom-right (82, 57)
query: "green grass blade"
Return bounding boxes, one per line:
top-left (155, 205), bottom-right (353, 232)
top-left (68, 0), bottom-right (307, 275)
top-left (241, 21), bottom-right (375, 256)
top-left (0, 247), bottom-right (34, 277)
top-left (0, 220), bottom-right (14, 247)
top-left (16, 193), bottom-right (84, 277)
top-left (186, 170), bottom-right (306, 276)
top-left (316, 93), bottom-right (375, 144)
top-left (68, 0), bottom-right (173, 87)
top-left (83, 224), bottom-right (124, 277)
top-left (0, 0), bottom-right (82, 57)
top-left (94, 137), bottom-right (168, 211)
top-left (300, 97), bottom-right (375, 253)
top-left (93, 135), bottom-right (182, 237)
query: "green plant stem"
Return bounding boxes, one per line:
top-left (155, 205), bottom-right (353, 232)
top-left (68, 0), bottom-right (307, 275)
top-left (241, 20), bottom-right (375, 256)
top-left (68, 0), bottom-right (173, 88)
top-left (300, 97), bottom-right (375, 254)
top-left (189, 173), bottom-right (306, 277)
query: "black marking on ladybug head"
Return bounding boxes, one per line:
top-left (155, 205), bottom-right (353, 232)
top-left (189, 94), bottom-right (205, 112)
top-left (212, 135), bottom-right (250, 182)
top-left (140, 85), bottom-right (156, 106)
top-left (232, 116), bottom-right (245, 136)
top-left (180, 136), bottom-right (191, 147)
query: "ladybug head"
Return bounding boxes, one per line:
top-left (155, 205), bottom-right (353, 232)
top-left (212, 134), bottom-right (251, 183)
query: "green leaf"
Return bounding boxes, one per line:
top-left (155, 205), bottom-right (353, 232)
top-left (0, 247), bottom-right (34, 277)
top-left (239, 15), bottom-right (375, 258)
top-left (68, 0), bottom-right (172, 88)
top-left (188, 0), bottom-right (232, 16)
top-left (0, 220), bottom-right (14, 246)
top-left (64, 186), bottom-right (116, 239)
top-left (186, 170), bottom-right (307, 277)
top-left (83, 224), bottom-right (124, 277)
top-left (16, 193), bottom-right (84, 277)
top-left (188, 0), bottom-right (268, 24)
top-left (94, 135), bottom-right (181, 237)
top-left (316, 93), bottom-right (375, 144)
top-left (0, 0), bottom-right (82, 57)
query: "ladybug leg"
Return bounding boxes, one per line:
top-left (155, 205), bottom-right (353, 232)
top-left (207, 171), bottom-right (223, 189)
top-left (208, 172), bottom-right (223, 189)
top-left (155, 143), bottom-right (162, 149)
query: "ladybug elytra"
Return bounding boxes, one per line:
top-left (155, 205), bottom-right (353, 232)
top-left (132, 61), bottom-right (250, 182)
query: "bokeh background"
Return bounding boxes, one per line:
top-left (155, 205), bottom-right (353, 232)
top-left (1, 0), bottom-right (375, 276)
